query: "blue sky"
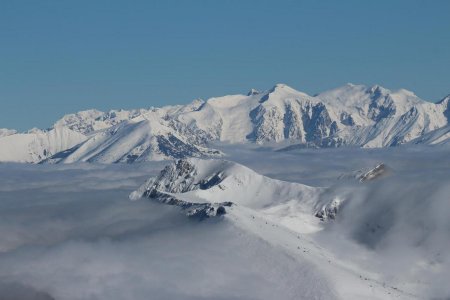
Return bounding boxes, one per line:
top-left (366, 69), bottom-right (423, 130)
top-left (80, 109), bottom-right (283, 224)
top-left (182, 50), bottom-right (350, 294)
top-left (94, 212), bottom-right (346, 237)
top-left (1, 0), bottom-right (449, 131)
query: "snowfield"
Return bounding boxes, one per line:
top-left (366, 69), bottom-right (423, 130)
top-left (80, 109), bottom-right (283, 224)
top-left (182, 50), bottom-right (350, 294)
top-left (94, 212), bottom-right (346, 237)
top-left (0, 145), bottom-right (449, 300)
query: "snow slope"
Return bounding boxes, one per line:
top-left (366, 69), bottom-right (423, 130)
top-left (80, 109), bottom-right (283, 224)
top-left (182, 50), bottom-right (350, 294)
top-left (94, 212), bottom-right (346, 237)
top-left (45, 117), bottom-right (222, 164)
top-left (0, 126), bottom-right (86, 163)
top-left (409, 124), bottom-right (450, 145)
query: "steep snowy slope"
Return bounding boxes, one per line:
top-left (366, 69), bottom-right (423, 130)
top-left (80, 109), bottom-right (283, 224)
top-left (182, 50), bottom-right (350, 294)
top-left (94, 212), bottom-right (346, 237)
top-left (409, 124), bottom-right (450, 145)
top-left (0, 126), bottom-right (87, 163)
top-left (46, 117), bottom-right (222, 164)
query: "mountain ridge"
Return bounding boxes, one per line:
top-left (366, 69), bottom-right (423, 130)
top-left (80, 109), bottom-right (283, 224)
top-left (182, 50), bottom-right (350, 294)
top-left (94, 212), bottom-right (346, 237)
top-left (1, 83), bottom-right (449, 163)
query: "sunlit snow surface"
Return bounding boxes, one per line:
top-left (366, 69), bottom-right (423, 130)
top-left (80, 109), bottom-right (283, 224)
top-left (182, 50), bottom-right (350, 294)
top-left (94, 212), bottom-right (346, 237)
top-left (0, 145), bottom-right (449, 299)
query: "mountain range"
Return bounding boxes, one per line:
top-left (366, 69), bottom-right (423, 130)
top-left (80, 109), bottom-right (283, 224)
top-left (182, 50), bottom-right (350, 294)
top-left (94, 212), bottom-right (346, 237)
top-left (1, 83), bottom-right (449, 163)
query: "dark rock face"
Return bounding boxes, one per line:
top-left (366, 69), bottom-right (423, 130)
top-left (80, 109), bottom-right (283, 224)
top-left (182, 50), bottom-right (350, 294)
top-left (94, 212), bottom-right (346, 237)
top-left (340, 112), bottom-right (355, 126)
top-left (199, 173), bottom-right (224, 190)
top-left (144, 159), bottom-right (227, 194)
top-left (368, 94), bottom-right (396, 122)
top-left (156, 134), bottom-right (206, 159)
top-left (358, 163), bottom-right (389, 182)
top-left (140, 159), bottom-right (233, 219)
top-left (148, 159), bottom-right (198, 194)
top-left (301, 103), bottom-right (336, 143)
top-left (216, 206), bottom-right (227, 216)
top-left (145, 188), bottom-right (232, 219)
top-left (315, 200), bottom-right (339, 221)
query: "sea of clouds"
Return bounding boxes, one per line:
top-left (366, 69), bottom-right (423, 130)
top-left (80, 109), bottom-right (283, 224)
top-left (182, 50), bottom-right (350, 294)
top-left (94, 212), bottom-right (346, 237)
top-left (0, 144), bottom-right (449, 299)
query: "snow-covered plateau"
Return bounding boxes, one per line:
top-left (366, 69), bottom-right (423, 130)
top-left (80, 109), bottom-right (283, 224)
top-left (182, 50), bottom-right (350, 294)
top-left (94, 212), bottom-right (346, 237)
top-left (1, 83), bottom-right (449, 163)
top-left (0, 145), bottom-right (449, 300)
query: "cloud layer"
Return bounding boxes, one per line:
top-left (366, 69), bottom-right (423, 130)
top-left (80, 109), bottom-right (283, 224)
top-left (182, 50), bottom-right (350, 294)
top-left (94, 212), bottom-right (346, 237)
top-left (0, 144), bottom-right (449, 299)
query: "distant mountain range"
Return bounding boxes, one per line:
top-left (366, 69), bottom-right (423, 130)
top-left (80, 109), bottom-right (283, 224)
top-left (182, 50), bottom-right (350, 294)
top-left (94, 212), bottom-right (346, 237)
top-left (1, 83), bottom-right (449, 163)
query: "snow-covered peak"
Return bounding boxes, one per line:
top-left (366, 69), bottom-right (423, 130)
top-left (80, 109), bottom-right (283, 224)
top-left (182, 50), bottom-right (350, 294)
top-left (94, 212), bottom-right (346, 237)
top-left (188, 98), bottom-right (205, 110)
top-left (247, 88), bottom-right (260, 96)
top-left (395, 88), bottom-right (416, 97)
top-left (317, 83), bottom-right (394, 104)
top-left (54, 109), bottom-right (105, 134)
top-left (132, 158), bottom-right (322, 225)
top-left (260, 83), bottom-right (311, 103)
top-left (367, 84), bottom-right (389, 95)
top-left (273, 83), bottom-right (309, 95)
top-left (53, 108), bottom-right (152, 135)
top-left (27, 127), bottom-right (45, 134)
top-left (0, 128), bottom-right (17, 137)
top-left (437, 94), bottom-right (450, 105)
top-left (388, 88), bottom-right (423, 108)
top-left (316, 83), bottom-right (421, 106)
top-left (164, 99), bottom-right (206, 115)
top-left (437, 95), bottom-right (450, 118)
top-left (315, 83), bottom-right (371, 106)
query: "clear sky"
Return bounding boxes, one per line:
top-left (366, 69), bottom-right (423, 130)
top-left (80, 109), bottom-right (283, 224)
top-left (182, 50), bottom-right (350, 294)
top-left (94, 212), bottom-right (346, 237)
top-left (1, 0), bottom-right (449, 131)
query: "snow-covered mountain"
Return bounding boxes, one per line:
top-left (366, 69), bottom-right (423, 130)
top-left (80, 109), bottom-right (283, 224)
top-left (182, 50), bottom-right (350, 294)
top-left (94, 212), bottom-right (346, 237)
top-left (167, 83), bottom-right (448, 147)
top-left (1, 83), bottom-right (449, 163)
top-left (44, 116), bottom-right (222, 164)
top-left (0, 126), bottom-right (87, 163)
top-left (0, 128), bottom-right (17, 138)
top-left (132, 158), bottom-right (324, 231)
